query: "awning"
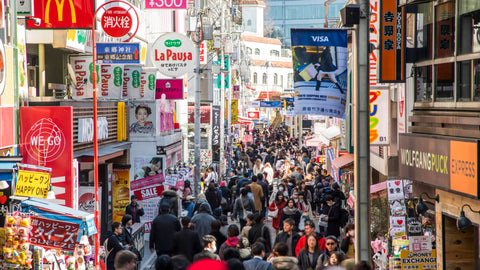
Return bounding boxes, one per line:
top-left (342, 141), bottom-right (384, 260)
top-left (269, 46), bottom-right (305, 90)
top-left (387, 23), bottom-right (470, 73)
top-left (370, 181), bottom-right (387, 199)
top-left (305, 135), bottom-right (330, 147)
top-left (20, 198), bottom-right (97, 237)
top-left (74, 142), bottom-right (131, 159)
top-left (321, 126), bottom-right (342, 140)
top-left (332, 153), bottom-right (354, 170)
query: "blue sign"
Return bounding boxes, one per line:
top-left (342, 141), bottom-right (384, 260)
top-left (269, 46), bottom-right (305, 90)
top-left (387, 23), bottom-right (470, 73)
top-left (260, 101), bottom-right (282, 108)
top-left (96, 43), bottom-right (140, 64)
top-left (325, 147), bottom-right (339, 182)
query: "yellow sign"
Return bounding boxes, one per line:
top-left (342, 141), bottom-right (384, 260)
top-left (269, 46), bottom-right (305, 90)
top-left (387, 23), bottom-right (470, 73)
top-left (15, 170), bottom-right (51, 198)
top-left (45, 0), bottom-right (77, 24)
top-left (400, 249), bottom-right (436, 270)
top-left (112, 167), bottom-right (130, 222)
top-left (231, 99), bottom-right (238, 124)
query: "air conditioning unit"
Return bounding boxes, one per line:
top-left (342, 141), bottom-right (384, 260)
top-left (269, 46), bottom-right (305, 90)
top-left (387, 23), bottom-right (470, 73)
top-left (473, 24), bottom-right (480, 53)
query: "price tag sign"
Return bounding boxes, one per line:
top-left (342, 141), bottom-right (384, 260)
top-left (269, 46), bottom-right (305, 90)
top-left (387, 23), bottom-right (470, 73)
top-left (15, 170), bottom-right (51, 198)
top-left (145, 0), bottom-right (187, 9)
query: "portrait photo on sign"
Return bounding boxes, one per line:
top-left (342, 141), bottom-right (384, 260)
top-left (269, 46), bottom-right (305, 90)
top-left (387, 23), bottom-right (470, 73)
top-left (133, 156), bottom-right (164, 180)
top-left (129, 101), bottom-right (156, 135)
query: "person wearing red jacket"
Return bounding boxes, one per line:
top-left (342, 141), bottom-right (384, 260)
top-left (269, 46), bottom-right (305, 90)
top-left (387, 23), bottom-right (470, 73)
top-left (295, 220), bottom-right (326, 256)
top-left (268, 192), bottom-right (287, 233)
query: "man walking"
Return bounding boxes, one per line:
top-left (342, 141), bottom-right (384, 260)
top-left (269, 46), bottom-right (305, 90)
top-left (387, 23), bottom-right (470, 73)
top-left (273, 218), bottom-right (300, 257)
top-left (150, 201), bottom-right (181, 256)
top-left (172, 217), bottom-right (203, 262)
top-left (249, 175), bottom-right (264, 213)
top-left (243, 243), bottom-right (272, 270)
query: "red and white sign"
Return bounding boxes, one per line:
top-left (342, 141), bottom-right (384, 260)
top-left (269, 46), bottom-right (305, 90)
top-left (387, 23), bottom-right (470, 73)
top-left (145, 0), bottom-right (187, 9)
top-left (130, 173), bottom-right (165, 233)
top-left (20, 107), bottom-right (74, 207)
top-left (258, 91), bottom-right (274, 99)
top-left (199, 40), bottom-right (207, 64)
top-left (28, 0), bottom-right (95, 28)
top-left (247, 111), bottom-right (259, 119)
top-left (150, 32), bottom-right (195, 77)
top-left (101, 6), bottom-right (132, 38)
top-left (30, 216), bottom-right (80, 252)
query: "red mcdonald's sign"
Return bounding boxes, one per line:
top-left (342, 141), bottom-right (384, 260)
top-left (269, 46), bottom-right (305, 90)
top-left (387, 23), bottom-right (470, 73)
top-left (28, 0), bottom-right (95, 28)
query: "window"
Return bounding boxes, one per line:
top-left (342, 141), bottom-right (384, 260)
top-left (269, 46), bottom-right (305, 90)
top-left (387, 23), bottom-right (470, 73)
top-left (255, 48), bottom-right (260, 55)
top-left (414, 66), bottom-right (432, 102)
top-left (253, 72), bottom-right (257, 84)
top-left (435, 63), bottom-right (454, 101)
top-left (263, 73), bottom-right (267, 84)
top-left (246, 47), bottom-right (252, 55)
top-left (457, 61), bottom-right (471, 101)
top-left (406, 2), bottom-right (433, 61)
top-left (270, 50), bottom-right (280, 57)
top-left (435, 1), bottom-right (455, 58)
top-left (458, 2), bottom-right (480, 54)
top-left (281, 75), bottom-right (284, 87)
top-left (274, 73), bottom-right (278, 85)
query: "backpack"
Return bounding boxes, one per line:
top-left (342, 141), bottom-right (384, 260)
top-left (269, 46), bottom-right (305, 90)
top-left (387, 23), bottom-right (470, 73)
top-left (339, 208), bottom-right (350, 227)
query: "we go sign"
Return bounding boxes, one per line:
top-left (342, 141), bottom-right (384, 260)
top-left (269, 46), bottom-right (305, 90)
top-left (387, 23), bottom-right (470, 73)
top-left (145, 0), bottom-right (187, 9)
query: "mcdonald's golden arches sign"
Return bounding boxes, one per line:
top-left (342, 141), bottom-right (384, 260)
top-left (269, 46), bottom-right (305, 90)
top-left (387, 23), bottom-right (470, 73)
top-left (28, 0), bottom-right (94, 28)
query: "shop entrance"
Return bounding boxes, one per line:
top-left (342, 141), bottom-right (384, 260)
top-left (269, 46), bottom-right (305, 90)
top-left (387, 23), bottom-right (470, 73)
top-left (443, 214), bottom-right (479, 269)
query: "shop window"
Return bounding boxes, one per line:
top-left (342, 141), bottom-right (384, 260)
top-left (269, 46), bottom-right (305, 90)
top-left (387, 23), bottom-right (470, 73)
top-left (435, 63), bottom-right (454, 101)
top-left (474, 60), bottom-right (480, 100)
top-left (435, 1), bottom-right (455, 58)
top-left (253, 72), bottom-right (257, 84)
top-left (457, 61), bottom-right (472, 101)
top-left (413, 3), bottom-right (433, 61)
top-left (414, 66), bottom-right (432, 102)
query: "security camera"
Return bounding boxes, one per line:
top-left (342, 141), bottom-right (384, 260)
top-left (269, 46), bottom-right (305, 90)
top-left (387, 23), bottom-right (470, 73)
top-left (33, 18), bottom-right (41, 26)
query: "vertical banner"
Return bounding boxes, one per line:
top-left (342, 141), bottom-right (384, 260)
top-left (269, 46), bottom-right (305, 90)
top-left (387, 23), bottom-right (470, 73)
top-left (112, 167), bottom-right (130, 222)
top-left (231, 99), bottom-right (238, 124)
top-left (20, 107), bottom-right (74, 207)
top-left (369, 88), bottom-right (390, 145)
top-left (211, 105), bottom-right (220, 146)
top-left (397, 84), bottom-right (406, 134)
top-left (290, 29), bottom-right (348, 118)
top-left (17, 24), bottom-right (28, 99)
top-left (369, 0), bottom-right (380, 86)
top-left (124, 65), bottom-right (142, 99)
top-left (99, 64), bottom-right (123, 99)
top-left (380, 0), bottom-right (405, 82)
top-left (142, 67), bottom-right (157, 100)
top-left (70, 55), bottom-right (94, 99)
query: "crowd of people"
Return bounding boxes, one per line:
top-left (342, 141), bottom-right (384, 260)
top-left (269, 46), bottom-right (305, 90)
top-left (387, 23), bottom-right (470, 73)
top-left (106, 127), bottom-right (371, 270)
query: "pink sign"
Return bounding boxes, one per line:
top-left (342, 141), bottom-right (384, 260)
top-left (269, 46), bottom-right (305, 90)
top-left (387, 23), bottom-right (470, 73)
top-left (145, 0), bottom-right (187, 9)
top-left (155, 79), bottom-right (184, 100)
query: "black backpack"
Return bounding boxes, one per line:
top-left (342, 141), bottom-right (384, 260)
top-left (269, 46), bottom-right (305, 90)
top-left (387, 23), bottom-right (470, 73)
top-left (339, 208), bottom-right (350, 227)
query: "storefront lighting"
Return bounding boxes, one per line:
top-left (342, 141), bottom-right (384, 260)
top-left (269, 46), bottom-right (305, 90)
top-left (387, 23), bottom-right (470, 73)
top-left (457, 204), bottom-right (480, 230)
top-left (416, 192), bottom-right (439, 215)
top-left (0, 180), bottom-right (9, 190)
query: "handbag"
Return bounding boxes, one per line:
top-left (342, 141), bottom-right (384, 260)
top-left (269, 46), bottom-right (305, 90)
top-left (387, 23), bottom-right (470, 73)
top-left (268, 204), bottom-right (279, 219)
top-left (240, 197), bottom-right (252, 218)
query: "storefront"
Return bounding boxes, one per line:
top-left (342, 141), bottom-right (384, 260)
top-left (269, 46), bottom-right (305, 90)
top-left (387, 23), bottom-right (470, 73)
top-left (399, 133), bottom-right (480, 269)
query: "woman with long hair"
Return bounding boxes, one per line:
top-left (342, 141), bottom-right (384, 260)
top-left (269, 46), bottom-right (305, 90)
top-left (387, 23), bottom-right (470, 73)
top-left (280, 198), bottom-right (301, 231)
top-left (253, 158), bottom-right (264, 176)
top-left (263, 162), bottom-right (274, 185)
top-left (298, 234), bottom-right (322, 270)
top-left (268, 192), bottom-right (287, 234)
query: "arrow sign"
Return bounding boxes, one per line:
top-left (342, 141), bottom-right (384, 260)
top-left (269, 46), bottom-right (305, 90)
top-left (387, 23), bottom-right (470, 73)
top-left (96, 43), bottom-right (141, 64)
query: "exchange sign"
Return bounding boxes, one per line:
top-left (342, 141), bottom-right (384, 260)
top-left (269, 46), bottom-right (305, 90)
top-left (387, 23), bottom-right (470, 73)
top-left (150, 32), bottom-right (195, 77)
top-left (101, 6), bottom-right (132, 38)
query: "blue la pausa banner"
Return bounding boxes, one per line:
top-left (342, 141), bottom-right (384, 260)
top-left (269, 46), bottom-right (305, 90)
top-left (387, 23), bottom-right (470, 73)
top-left (291, 29), bottom-right (348, 118)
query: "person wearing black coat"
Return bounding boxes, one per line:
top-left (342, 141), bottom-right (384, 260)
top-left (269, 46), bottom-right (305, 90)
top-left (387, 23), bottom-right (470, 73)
top-left (219, 181), bottom-right (232, 214)
top-left (274, 218), bottom-right (300, 257)
top-left (125, 195), bottom-right (144, 224)
top-left (172, 217), bottom-right (203, 262)
top-left (323, 195), bottom-right (341, 238)
top-left (120, 215), bottom-right (142, 261)
top-left (205, 182), bottom-right (222, 210)
top-left (257, 174), bottom-right (269, 217)
top-left (247, 213), bottom-right (272, 252)
top-left (106, 222), bottom-right (127, 270)
top-left (279, 199), bottom-right (301, 231)
top-left (149, 201), bottom-right (181, 256)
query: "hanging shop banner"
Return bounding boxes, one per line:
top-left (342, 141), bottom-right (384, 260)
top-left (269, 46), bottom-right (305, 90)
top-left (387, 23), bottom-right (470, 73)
top-left (129, 101), bottom-right (156, 136)
top-left (216, 55), bottom-right (230, 89)
top-left (78, 186), bottom-right (100, 214)
top-left (158, 99), bottom-right (175, 133)
top-left (70, 55), bottom-right (94, 99)
top-left (28, 0), bottom-right (94, 28)
top-left (231, 99), bottom-right (238, 124)
top-left (188, 106), bottom-right (211, 123)
top-left (15, 170), bottom-right (51, 198)
top-left (145, 0), bottom-right (187, 9)
top-left (399, 134), bottom-right (479, 198)
top-left (397, 84), bottom-right (406, 134)
top-left (150, 32), bottom-right (195, 77)
top-left (155, 79), bottom-right (184, 99)
top-left (0, 106), bottom-right (14, 149)
top-left (370, 88), bottom-right (390, 145)
top-left (325, 147), bottom-right (339, 182)
top-left (99, 64), bottom-right (123, 99)
top-left (123, 65), bottom-right (142, 98)
top-left (400, 250), bottom-right (436, 270)
top-left (17, 25), bottom-right (28, 99)
top-left (20, 107), bottom-right (74, 207)
top-left (112, 166), bottom-right (130, 223)
top-left (247, 111), bottom-right (259, 119)
top-left (30, 216), bottom-right (80, 252)
top-left (369, 0), bottom-right (381, 86)
top-left (96, 43), bottom-right (140, 64)
top-left (141, 68), bottom-right (157, 100)
top-left (290, 29), bottom-right (348, 118)
top-left (259, 101), bottom-right (282, 108)
top-left (233, 85), bottom-right (240, 99)
top-left (379, 0), bottom-right (405, 82)
top-left (212, 105), bottom-right (220, 146)
top-left (389, 216), bottom-right (406, 237)
top-left (200, 40), bottom-right (207, 65)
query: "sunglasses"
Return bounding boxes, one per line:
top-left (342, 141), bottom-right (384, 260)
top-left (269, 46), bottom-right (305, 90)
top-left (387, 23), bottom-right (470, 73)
top-left (326, 242), bottom-right (336, 246)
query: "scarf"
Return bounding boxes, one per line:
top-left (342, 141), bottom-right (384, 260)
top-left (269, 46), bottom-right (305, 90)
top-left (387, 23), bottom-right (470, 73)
top-left (282, 206), bottom-right (299, 216)
top-left (225, 237), bottom-right (239, 247)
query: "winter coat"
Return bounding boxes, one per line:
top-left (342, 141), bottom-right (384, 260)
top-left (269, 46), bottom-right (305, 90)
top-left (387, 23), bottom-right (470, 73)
top-left (233, 196), bottom-right (256, 219)
top-left (248, 223), bottom-right (272, 252)
top-left (149, 213), bottom-right (181, 255)
top-left (274, 231), bottom-right (300, 257)
top-left (172, 228), bottom-right (203, 262)
top-left (268, 200), bottom-right (286, 229)
top-left (298, 249), bottom-right (322, 270)
top-left (219, 237), bottom-right (239, 260)
top-left (190, 202), bottom-right (217, 240)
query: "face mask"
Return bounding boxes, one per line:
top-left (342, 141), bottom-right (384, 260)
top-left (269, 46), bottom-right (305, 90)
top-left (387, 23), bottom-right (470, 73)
top-left (327, 202), bottom-right (333, 206)
top-left (279, 187), bottom-right (284, 191)
top-left (210, 245), bottom-right (217, 253)
top-left (294, 199), bottom-right (298, 203)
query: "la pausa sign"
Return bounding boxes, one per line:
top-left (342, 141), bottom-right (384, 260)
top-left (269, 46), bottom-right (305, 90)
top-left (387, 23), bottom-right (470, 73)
top-left (151, 32), bottom-right (195, 77)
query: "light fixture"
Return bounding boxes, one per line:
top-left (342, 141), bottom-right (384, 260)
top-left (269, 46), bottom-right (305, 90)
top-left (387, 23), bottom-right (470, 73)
top-left (0, 180), bottom-right (9, 190)
top-left (457, 204), bottom-right (480, 230)
top-left (416, 192), bottom-right (439, 215)
top-left (46, 186), bottom-right (56, 199)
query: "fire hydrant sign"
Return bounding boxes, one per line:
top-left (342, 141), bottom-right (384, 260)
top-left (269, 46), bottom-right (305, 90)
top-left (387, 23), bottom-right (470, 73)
top-left (15, 170), bottom-right (51, 198)
top-left (150, 32), bottom-right (195, 77)
top-left (400, 250), bottom-right (436, 270)
top-left (101, 6), bottom-right (132, 38)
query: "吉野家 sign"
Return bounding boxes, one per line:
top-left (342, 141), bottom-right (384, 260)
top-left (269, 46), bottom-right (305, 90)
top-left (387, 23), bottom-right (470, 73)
top-left (150, 32), bottom-right (195, 77)
top-left (96, 43), bottom-right (140, 64)
top-left (155, 79), bottom-right (184, 99)
top-left (101, 6), bottom-right (132, 38)
top-left (145, 0), bottom-right (187, 9)
top-left (15, 170), bottom-right (51, 198)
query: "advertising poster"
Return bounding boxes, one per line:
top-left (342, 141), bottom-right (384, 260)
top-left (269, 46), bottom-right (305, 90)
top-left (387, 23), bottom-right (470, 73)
top-left (291, 29), bottom-right (348, 118)
top-left (112, 167), bottom-right (130, 222)
top-left (141, 67), bottom-right (157, 100)
top-left (124, 65), bottom-right (142, 98)
top-left (397, 84), bottom-right (406, 134)
top-left (131, 156), bottom-right (165, 233)
top-left (78, 186), bottom-right (101, 214)
top-left (400, 250), bottom-right (436, 270)
top-left (70, 55), bottom-right (94, 99)
top-left (129, 101), bottom-right (156, 136)
top-left (211, 105), bottom-right (220, 146)
top-left (370, 88), bottom-right (390, 145)
top-left (20, 107), bottom-right (74, 207)
top-left (99, 64), bottom-right (123, 99)
top-left (155, 79), bottom-right (184, 99)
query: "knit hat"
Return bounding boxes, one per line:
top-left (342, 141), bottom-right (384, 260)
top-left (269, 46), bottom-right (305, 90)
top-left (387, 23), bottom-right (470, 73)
top-left (220, 181), bottom-right (226, 187)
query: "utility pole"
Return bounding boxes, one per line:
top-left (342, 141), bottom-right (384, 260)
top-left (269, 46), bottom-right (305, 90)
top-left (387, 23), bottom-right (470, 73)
top-left (194, 7), bottom-right (202, 196)
top-left (354, 0), bottom-right (371, 262)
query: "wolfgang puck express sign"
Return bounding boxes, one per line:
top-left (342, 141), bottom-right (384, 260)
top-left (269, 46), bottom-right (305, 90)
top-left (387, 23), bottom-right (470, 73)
top-left (399, 134), bottom-right (479, 198)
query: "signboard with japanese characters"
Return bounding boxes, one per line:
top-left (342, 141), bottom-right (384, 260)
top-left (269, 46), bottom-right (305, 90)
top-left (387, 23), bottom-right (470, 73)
top-left (15, 170), bottom-right (51, 198)
top-left (212, 105), bottom-right (220, 146)
top-left (123, 65), bottom-right (142, 98)
top-left (70, 55), bottom-right (94, 99)
top-left (390, 216), bottom-right (406, 237)
top-left (99, 64), bottom-right (123, 98)
top-left (30, 216), bottom-right (80, 251)
top-left (150, 32), bottom-right (195, 77)
top-left (379, 0), bottom-right (405, 82)
top-left (231, 99), bottom-right (238, 124)
top-left (101, 6), bottom-right (132, 38)
top-left (141, 68), bottom-right (157, 100)
top-left (155, 79), bottom-right (184, 99)
top-left (400, 250), bottom-right (436, 270)
top-left (97, 43), bottom-right (140, 64)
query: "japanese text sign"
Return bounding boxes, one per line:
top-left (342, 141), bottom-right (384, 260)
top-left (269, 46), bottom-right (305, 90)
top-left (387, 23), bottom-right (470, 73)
top-left (15, 170), bottom-right (51, 198)
top-left (30, 216), bottom-right (80, 252)
top-left (145, 0), bottom-right (187, 9)
top-left (28, 0), bottom-right (94, 28)
top-left (231, 99), bottom-right (238, 124)
top-left (155, 79), bottom-right (184, 99)
top-left (101, 6), bottom-right (132, 38)
top-left (97, 43), bottom-right (140, 64)
top-left (151, 32), bottom-right (195, 77)
top-left (400, 250), bottom-right (436, 270)
top-left (212, 105), bottom-right (220, 146)
top-left (379, 0), bottom-right (405, 82)
top-left (370, 89), bottom-right (390, 145)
